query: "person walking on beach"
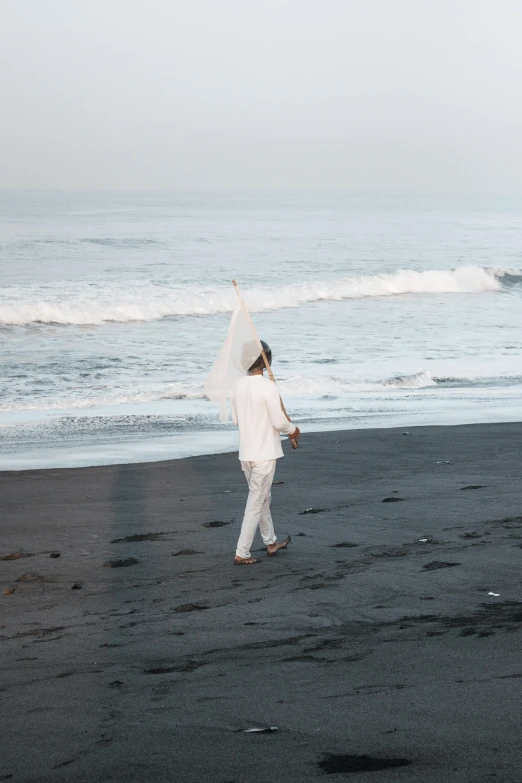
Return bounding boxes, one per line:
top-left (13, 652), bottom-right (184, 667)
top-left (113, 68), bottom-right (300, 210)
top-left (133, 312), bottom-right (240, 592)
top-left (231, 340), bottom-right (300, 565)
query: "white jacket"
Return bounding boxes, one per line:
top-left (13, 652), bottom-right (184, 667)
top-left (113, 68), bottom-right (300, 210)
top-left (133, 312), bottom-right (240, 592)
top-left (231, 374), bottom-right (296, 461)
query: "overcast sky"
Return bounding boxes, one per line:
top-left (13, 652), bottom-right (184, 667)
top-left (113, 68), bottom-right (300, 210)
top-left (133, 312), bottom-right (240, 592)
top-left (1, 0), bottom-right (522, 190)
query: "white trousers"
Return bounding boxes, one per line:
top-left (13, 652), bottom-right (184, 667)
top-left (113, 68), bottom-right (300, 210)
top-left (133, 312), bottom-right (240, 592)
top-left (236, 460), bottom-right (278, 559)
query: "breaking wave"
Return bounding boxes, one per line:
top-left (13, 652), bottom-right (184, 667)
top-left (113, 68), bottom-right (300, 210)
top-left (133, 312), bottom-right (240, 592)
top-left (0, 266), bottom-right (519, 327)
top-left (0, 384), bottom-right (205, 413)
top-left (279, 370), bottom-right (438, 395)
top-left (5, 370), bottom-right (519, 413)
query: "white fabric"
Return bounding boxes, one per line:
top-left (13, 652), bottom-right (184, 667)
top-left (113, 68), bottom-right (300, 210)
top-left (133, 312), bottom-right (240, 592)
top-left (203, 302), bottom-right (261, 423)
top-left (231, 374), bottom-right (296, 461)
top-left (236, 459), bottom-right (277, 558)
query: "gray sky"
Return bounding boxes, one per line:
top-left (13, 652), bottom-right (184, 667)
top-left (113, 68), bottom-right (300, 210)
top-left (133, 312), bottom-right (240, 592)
top-left (1, 0), bottom-right (522, 190)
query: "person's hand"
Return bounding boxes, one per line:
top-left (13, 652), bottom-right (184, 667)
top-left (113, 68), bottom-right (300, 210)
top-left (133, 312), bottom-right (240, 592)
top-left (290, 426), bottom-right (300, 440)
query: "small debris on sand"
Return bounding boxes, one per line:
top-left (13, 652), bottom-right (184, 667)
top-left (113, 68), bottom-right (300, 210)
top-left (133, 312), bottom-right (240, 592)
top-left (382, 497), bottom-right (405, 503)
top-left (173, 603), bottom-right (209, 613)
top-left (111, 533), bottom-right (165, 543)
top-left (202, 520), bottom-right (232, 528)
top-left (242, 726), bottom-right (278, 733)
top-left (172, 549), bottom-right (201, 556)
top-left (103, 558), bottom-right (140, 568)
top-left (1, 552), bottom-right (33, 561)
top-left (318, 754), bottom-right (411, 773)
top-left (50, 552), bottom-right (61, 558)
top-left (422, 561), bottom-right (461, 571)
top-left (3, 587), bottom-right (16, 595)
top-left (15, 573), bottom-right (43, 582)
top-left (300, 508), bottom-right (328, 515)
top-left (71, 583), bottom-right (82, 589)
top-left (144, 660), bottom-right (203, 674)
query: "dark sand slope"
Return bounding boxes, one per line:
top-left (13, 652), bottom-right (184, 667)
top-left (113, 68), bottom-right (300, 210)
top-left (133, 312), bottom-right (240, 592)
top-left (1, 423), bottom-right (521, 783)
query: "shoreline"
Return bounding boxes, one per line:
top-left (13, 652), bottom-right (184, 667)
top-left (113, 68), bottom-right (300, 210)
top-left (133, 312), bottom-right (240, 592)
top-left (2, 413), bottom-right (522, 472)
top-left (1, 421), bottom-right (521, 781)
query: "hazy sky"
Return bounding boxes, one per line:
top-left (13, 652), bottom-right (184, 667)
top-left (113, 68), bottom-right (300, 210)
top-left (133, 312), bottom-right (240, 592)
top-left (1, 0), bottom-right (522, 190)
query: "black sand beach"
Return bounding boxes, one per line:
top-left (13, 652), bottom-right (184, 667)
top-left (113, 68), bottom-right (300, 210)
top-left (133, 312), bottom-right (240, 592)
top-left (1, 423), bottom-right (521, 782)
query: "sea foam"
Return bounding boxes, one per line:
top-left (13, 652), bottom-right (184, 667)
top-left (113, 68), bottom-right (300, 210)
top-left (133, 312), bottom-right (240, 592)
top-left (0, 266), bottom-right (517, 327)
top-left (0, 371), bottom-right (464, 412)
top-left (2, 370), bottom-right (521, 414)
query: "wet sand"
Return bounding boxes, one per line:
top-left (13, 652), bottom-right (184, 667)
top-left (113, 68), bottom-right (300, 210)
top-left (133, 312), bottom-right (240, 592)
top-left (1, 423), bottom-right (521, 782)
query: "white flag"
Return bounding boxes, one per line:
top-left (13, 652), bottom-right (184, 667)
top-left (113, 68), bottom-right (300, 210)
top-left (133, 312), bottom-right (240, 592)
top-left (204, 302), bottom-right (261, 423)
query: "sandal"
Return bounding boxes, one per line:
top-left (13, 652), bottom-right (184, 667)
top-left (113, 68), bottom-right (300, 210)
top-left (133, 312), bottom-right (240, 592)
top-left (234, 556), bottom-right (261, 565)
top-left (267, 535), bottom-right (291, 556)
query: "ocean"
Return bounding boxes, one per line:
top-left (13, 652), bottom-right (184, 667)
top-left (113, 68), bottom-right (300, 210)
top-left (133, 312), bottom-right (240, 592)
top-left (1, 190), bottom-right (521, 470)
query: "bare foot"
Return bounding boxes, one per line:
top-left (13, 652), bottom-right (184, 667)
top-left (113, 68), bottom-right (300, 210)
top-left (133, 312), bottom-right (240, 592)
top-left (267, 535), bottom-right (291, 556)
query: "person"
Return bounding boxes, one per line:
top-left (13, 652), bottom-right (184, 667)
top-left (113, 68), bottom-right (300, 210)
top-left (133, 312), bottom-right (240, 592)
top-left (231, 340), bottom-right (301, 565)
